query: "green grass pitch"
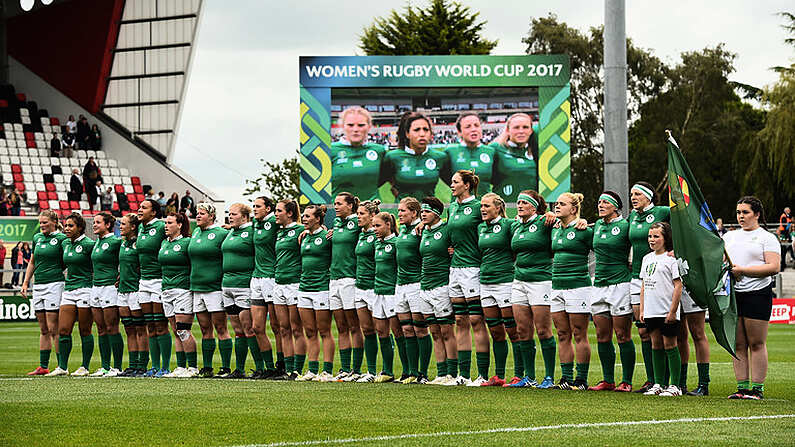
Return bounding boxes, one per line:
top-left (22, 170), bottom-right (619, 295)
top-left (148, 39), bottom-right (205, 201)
top-left (1, 322), bottom-right (793, 446)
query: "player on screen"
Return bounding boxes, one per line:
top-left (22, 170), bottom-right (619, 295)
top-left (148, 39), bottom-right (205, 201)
top-left (491, 113), bottom-right (539, 203)
top-left (444, 112), bottom-right (496, 194)
top-left (330, 107), bottom-right (388, 201)
top-left (382, 112), bottom-right (450, 202)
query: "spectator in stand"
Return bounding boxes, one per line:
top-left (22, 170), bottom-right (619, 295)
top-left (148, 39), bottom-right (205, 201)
top-left (144, 188), bottom-right (155, 201)
top-left (180, 190), bottom-right (195, 215)
top-left (90, 124), bottom-right (102, 150)
top-left (11, 241), bottom-right (22, 287)
top-left (0, 239), bottom-right (5, 287)
top-left (8, 190), bottom-right (20, 216)
top-left (156, 191), bottom-right (167, 207)
top-left (69, 168), bottom-right (83, 202)
top-left (0, 188), bottom-right (8, 216)
top-left (777, 207), bottom-right (792, 241)
top-left (50, 133), bottom-right (62, 157)
top-left (83, 158), bottom-right (100, 210)
top-left (76, 115), bottom-right (90, 150)
top-left (17, 242), bottom-right (31, 287)
top-left (165, 192), bottom-right (179, 215)
top-left (101, 186), bottom-right (114, 211)
top-left (62, 130), bottom-right (76, 158)
top-left (66, 114), bottom-right (77, 134)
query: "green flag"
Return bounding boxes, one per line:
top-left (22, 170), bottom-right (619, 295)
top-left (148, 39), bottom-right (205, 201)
top-left (666, 132), bottom-right (737, 357)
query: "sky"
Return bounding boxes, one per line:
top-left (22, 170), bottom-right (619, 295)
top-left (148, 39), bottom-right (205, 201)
top-left (172, 0), bottom-right (793, 206)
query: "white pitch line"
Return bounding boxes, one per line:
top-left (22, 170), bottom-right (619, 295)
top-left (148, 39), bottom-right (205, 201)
top-left (231, 414), bottom-right (795, 447)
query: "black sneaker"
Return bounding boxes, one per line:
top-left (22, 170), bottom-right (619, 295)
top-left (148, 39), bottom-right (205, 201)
top-left (257, 369), bottom-right (276, 379)
top-left (553, 378), bottom-right (573, 390)
top-left (225, 369), bottom-right (246, 379)
top-left (414, 373), bottom-right (429, 384)
top-left (215, 367), bottom-right (232, 378)
top-left (133, 368), bottom-right (147, 377)
top-left (198, 367), bottom-right (215, 378)
top-left (728, 388), bottom-right (748, 399)
top-left (398, 373), bottom-right (409, 382)
top-left (679, 385), bottom-right (689, 394)
top-left (687, 384), bottom-right (709, 396)
top-left (248, 370), bottom-right (263, 379)
top-left (275, 360), bottom-right (286, 375)
top-left (634, 381), bottom-right (654, 393)
top-left (743, 388), bottom-right (764, 400)
top-left (571, 379), bottom-right (588, 391)
top-left (118, 367), bottom-right (135, 377)
top-left (286, 371), bottom-right (298, 381)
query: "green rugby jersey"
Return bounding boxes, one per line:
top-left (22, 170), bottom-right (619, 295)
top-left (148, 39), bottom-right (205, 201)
top-left (252, 213), bottom-right (278, 279)
top-left (551, 221), bottom-right (593, 290)
top-left (395, 219), bottom-right (422, 286)
top-left (628, 205), bottom-right (670, 279)
top-left (158, 236), bottom-right (191, 290)
top-left (62, 235), bottom-right (95, 291)
top-left (91, 234), bottom-right (122, 287)
top-left (445, 143), bottom-right (496, 193)
top-left (330, 215), bottom-right (360, 280)
top-left (420, 221), bottom-right (451, 291)
top-left (222, 222), bottom-right (255, 289)
top-left (478, 217), bottom-right (517, 284)
top-left (188, 225), bottom-right (228, 292)
top-left (32, 231), bottom-right (67, 285)
top-left (511, 214), bottom-right (553, 282)
top-left (331, 141), bottom-right (387, 200)
top-left (118, 238), bottom-right (140, 293)
top-left (136, 219), bottom-right (166, 280)
top-left (382, 148), bottom-right (450, 201)
top-left (355, 228), bottom-right (377, 290)
top-left (491, 142), bottom-right (538, 202)
top-left (374, 235), bottom-right (398, 295)
top-left (447, 196), bottom-right (482, 268)
top-left (593, 216), bottom-right (631, 287)
top-left (299, 228), bottom-right (331, 292)
top-left (275, 223), bottom-right (304, 285)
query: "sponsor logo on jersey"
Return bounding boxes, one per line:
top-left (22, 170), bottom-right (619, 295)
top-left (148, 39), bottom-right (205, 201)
top-left (102, 243), bottom-right (109, 250)
top-left (347, 221), bottom-right (356, 230)
top-left (385, 244), bottom-right (393, 252)
top-left (264, 222), bottom-right (272, 230)
top-left (50, 239), bottom-right (58, 245)
top-left (288, 230), bottom-right (296, 237)
top-left (314, 237), bottom-right (323, 245)
top-left (645, 262), bottom-right (657, 276)
top-left (611, 227), bottom-right (620, 236)
top-left (480, 153), bottom-right (491, 163)
top-left (241, 232), bottom-right (249, 238)
top-left (367, 235), bottom-right (374, 243)
top-left (503, 185), bottom-right (513, 196)
top-left (208, 233), bottom-right (216, 240)
top-left (337, 150), bottom-right (347, 159)
top-left (174, 244), bottom-right (181, 251)
top-left (463, 207), bottom-right (472, 215)
top-left (425, 158), bottom-right (437, 170)
top-left (529, 224), bottom-right (538, 233)
top-left (75, 245), bottom-right (83, 253)
top-left (566, 232), bottom-right (575, 240)
top-left (149, 229), bottom-right (156, 236)
top-left (433, 232), bottom-right (442, 240)
top-left (645, 214), bottom-right (655, 223)
top-left (493, 225), bottom-right (501, 233)
top-left (366, 149), bottom-right (378, 161)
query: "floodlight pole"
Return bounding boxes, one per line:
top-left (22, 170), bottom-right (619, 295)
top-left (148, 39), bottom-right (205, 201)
top-left (603, 0), bottom-right (628, 207)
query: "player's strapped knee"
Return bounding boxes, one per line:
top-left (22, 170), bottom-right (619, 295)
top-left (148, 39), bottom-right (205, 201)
top-left (132, 316), bottom-right (145, 326)
top-left (412, 319), bottom-right (428, 328)
top-left (121, 317), bottom-right (133, 327)
top-left (251, 299), bottom-right (266, 306)
top-left (400, 319), bottom-right (413, 327)
top-left (225, 305), bottom-right (242, 316)
top-left (467, 300), bottom-right (484, 316)
top-left (176, 322), bottom-right (192, 341)
top-left (143, 313), bottom-right (154, 323)
top-left (424, 316), bottom-right (438, 326)
top-left (634, 319), bottom-right (647, 329)
top-left (502, 317), bottom-right (517, 329)
top-left (486, 317), bottom-right (503, 328)
top-left (152, 313), bottom-right (167, 323)
top-left (176, 322), bottom-right (192, 331)
top-left (452, 302), bottom-right (468, 316)
top-left (437, 315), bottom-right (455, 325)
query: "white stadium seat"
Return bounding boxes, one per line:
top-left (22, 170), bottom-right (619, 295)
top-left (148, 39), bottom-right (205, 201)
top-left (8, 147), bottom-right (18, 156)
top-left (96, 151), bottom-right (106, 159)
top-left (48, 200), bottom-right (59, 210)
top-left (53, 174), bottom-right (64, 183)
top-left (108, 159), bottom-right (118, 168)
top-left (21, 116), bottom-right (30, 125)
top-left (22, 165), bottom-right (32, 174)
top-left (57, 192), bottom-right (68, 201)
top-left (76, 150), bottom-right (87, 158)
top-left (9, 155), bottom-right (19, 164)
top-left (119, 168), bottom-right (129, 176)
top-left (20, 108), bottom-right (29, 117)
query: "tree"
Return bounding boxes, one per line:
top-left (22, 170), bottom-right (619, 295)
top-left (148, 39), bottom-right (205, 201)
top-left (522, 14), bottom-right (668, 220)
top-left (359, 0), bottom-right (497, 55)
top-left (243, 155), bottom-right (300, 201)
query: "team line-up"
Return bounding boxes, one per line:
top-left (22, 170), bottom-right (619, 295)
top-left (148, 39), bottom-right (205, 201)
top-left (19, 110), bottom-right (780, 402)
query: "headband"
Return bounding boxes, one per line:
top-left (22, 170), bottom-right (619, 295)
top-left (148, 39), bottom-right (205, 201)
top-left (599, 193), bottom-right (620, 209)
top-left (421, 203), bottom-right (441, 217)
top-left (517, 193), bottom-right (539, 208)
top-left (631, 184), bottom-right (654, 202)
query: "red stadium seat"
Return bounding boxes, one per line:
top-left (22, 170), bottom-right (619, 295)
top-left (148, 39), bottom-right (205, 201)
top-left (69, 201), bottom-right (79, 209)
top-left (112, 202), bottom-right (119, 211)
top-left (47, 191), bottom-right (57, 200)
top-left (127, 193), bottom-right (136, 203)
top-left (82, 210), bottom-right (92, 217)
top-left (50, 117), bottom-right (59, 125)
top-left (24, 132), bottom-right (34, 140)
top-left (133, 184), bottom-right (143, 194)
top-left (14, 182), bottom-right (24, 192)
top-left (38, 200), bottom-right (49, 210)
top-left (129, 202), bottom-right (139, 211)
top-left (92, 210), bottom-right (99, 215)
top-left (16, 93), bottom-right (26, 102)
top-left (0, 99), bottom-right (7, 108)
top-left (114, 184), bottom-right (124, 194)
top-left (13, 173), bottom-right (23, 182)
top-left (26, 140), bottom-right (36, 148)
top-left (37, 191), bottom-right (47, 200)
top-left (136, 193), bottom-right (145, 202)
top-left (11, 164), bottom-right (21, 173)
top-left (130, 176), bottom-right (141, 185)
top-left (45, 183), bottom-right (55, 192)
top-left (59, 200), bottom-right (69, 210)
top-left (58, 210), bottom-right (71, 217)
top-left (19, 210), bottom-right (25, 216)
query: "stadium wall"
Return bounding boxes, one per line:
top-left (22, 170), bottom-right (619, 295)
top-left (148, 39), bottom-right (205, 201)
top-left (9, 57), bottom-right (222, 206)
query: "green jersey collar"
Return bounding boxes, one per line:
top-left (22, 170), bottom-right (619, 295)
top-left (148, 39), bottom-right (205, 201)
top-left (404, 146), bottom-right (428, 156)
top-left (384, 233), bottom-right (396, 241)
top-left (238, 222), bottom-right (253, 229)
top-left (99, 232), bottom-right (114, 239)
top-left (310, 227), bottom-right (324, 235)
top-left (429, 220), bottom-right (443, 230)
top-left (74, 234), bottom-right (86, 242)
top-left (168, 235), bottom-right (184, 242)
top-left (457, 195), bottom-right (475, 205)
top-left (410, 218), bottom-right (420, 226)
top-left (642, 204), bottom-right (654, 213)
top-left (604, 215), bottom-right (624, 224)
top-left (284, 221), bottom-right (298, 228)
top-left (489, 216), bottom-right (501, 225)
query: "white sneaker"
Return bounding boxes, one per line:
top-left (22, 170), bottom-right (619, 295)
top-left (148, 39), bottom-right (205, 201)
top-left (90, 367), bottom-right (109, 377)
top-left (467, 376), bottom-right (487, 387)
top-left (71, 366), bottom-right (90, 377)
top-left (46, 367), bottom-right (69, 376)
top-left (355, 372), bottom-right (376, 383)
top-left (428, 375), bottom-right (448, 385)
top-left (174, 367), bottom-right (194, 378)
top-left (168, 367), bottom-right (187, 377)
top-left (332, 371), bottom-right (349, 381)
top-left (659, 385), bottom-right (682, 397)
top-left (104, 368), bottom-right (122, 377)
top-left (643, 383), bottom-right (664, 395)
top-left (341, 372), bottom-right (360, 382)
top-left (317, 371), bottom-right (335, 382)
top-left (296, 371), bottom-right (317, 382)
top-left (443, 375), bottom-right (471, 386)
top-left (186, 367), bottom-right (199, 377)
